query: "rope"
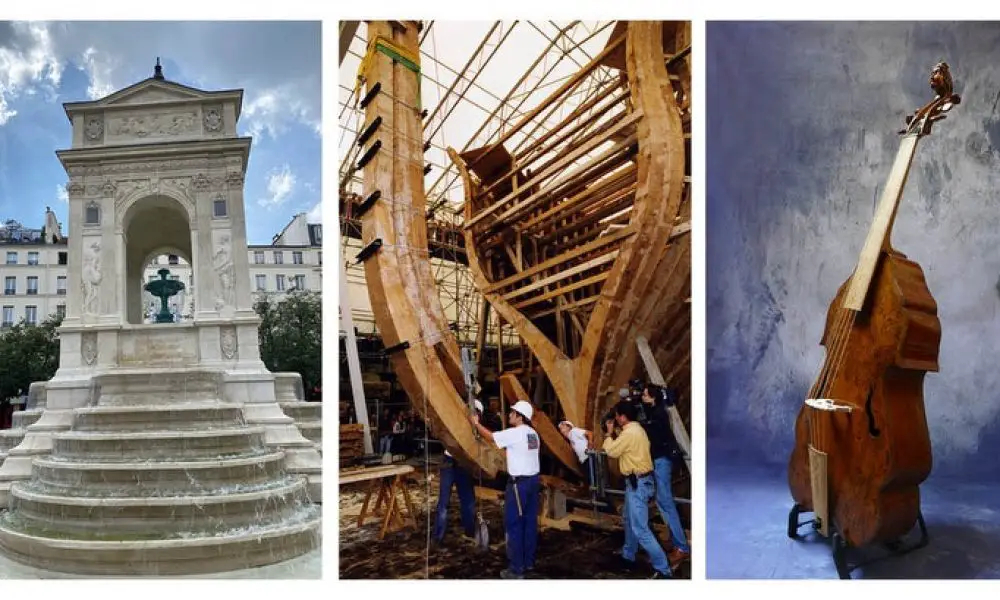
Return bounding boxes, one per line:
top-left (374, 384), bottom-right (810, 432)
top-left (355, 34), bottom-right (423, 111)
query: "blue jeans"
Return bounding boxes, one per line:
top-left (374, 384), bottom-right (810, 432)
top-left (379, 435), bottom-right (392, 454)
top-left (653, 456), bottom-right (690, 553)
top-left (623, 474), bottom-right (671, 576)
top-left (433, 456), bottom-right (475, 541)
top-left (504, 474), bottom-right (540, 575)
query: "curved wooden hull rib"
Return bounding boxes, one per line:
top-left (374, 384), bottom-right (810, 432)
top-left (356, 20), bottom-right (504, 477)
top-left (451, 21), bottom-right (691, 446)
top-left (498, 374), bottom-right (583, 477)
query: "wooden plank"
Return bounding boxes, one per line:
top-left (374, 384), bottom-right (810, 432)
top-left (500, 251), bottom-right (619, 302)
top-left (466, 112), bottom-right (641, 230)
top-left (519, 168), bottom-right (636, 233)
top-left (484, 225), bottom-right (634, 293)
top-left (481, 131), bottom-right (640, 234)
top-left (339, 464), bottom-right (415, 486)
top-left (469, 32), bottom-right (627, 171)
top-left (512, 271), bottom-right (611, 311)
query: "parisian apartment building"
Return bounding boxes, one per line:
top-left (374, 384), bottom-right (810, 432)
top-left (0, 207), bottom-right (321, 327)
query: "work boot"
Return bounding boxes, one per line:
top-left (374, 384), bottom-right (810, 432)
top-left (500, 568), bottom-right (524, 579)
top-left (668, 547), bottom-right (690, 569)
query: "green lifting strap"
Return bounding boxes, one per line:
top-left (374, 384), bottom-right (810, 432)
top-left (375, 40), bottom-right (422, 110)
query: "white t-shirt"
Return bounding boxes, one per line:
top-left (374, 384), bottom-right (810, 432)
top-left (568, 427), bottom-right (589, 464)
top-left (493, 424), bottom-right (541, 477)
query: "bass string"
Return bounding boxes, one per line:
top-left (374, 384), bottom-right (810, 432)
top-left (807, 304), bottom-right (856, 451)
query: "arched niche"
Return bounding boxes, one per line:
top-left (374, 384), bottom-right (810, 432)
top-left (122, 194), bottom-right (193, 324)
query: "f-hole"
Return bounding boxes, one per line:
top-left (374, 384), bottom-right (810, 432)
top-left (865, 386), bottom-right (881, 438)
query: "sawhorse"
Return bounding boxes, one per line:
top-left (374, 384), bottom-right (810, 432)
top-left (344, 464), bottom-right (418, 540)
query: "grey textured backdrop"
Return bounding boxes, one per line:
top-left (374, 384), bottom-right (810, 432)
top-left (707, 21), bottom-right (1000, 478)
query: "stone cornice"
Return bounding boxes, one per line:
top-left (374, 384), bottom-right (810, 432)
top-left (57, 137), bottom-right (252, 168)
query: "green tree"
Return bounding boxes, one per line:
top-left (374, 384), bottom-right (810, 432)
top-left (254, 291), bottom-right (322, 400)
top-left (0, 313), bottom-right (63, 401)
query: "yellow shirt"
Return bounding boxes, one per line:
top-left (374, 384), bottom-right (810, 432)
top-left (602, 421), bottom-right (652, 475)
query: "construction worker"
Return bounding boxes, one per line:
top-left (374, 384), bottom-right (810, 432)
top-left (558, 420), bottom-right (594, 472)
top-left (433, 400), bottom-right (487, 545)
top-left (471, 400), bottom-right (540, 579)
top-left (603, 400), bottom-right (672, 579)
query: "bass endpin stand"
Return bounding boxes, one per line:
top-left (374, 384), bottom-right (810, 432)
top-left (787, 504), bottom-right (930, 579)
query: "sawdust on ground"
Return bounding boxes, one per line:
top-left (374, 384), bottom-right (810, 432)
top-left (338, 473), bottom-right (691, 580)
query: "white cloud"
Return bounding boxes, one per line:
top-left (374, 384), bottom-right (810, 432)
top-left (56, 183), bottom-right (68, 203)
top-left (0, 22), bottom-right (63, 126)
top-left (243, 83), bottom-right (320, 141)
top-left (259, 165), bottom-right (296, 208)
top-left (306, 202), bottom-right (321, 224)
top-left (79, 47), bottom-right (117, 100)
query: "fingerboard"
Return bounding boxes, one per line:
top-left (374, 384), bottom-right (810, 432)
top-left (842, 133), bottom-right (921, 311)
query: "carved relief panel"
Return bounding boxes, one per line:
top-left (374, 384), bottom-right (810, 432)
top-left (212, 230), bottom-right (236, 312)
top-left (106, 108), bottom-right (202, 144)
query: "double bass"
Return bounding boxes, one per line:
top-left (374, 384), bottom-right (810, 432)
top-left (787, 63), bottom-right (961, 574)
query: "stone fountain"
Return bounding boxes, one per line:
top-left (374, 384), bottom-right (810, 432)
top-left (0, 63), bottom-right (321, 576)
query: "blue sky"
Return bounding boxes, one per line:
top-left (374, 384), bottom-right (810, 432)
top-left (0, 20), bottom-right (321, 245)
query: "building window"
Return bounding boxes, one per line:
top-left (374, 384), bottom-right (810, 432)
top-left (276, 274), bottom-right (286, 291)
top-left (170, 275), bottom-right (180, 281)
top-left (56, 304), bottom-right (66, 319)
top-left (25, 306), bottom-right (37, 326)
top-left (253, 251), bottom-right (264, 265)
top-left (26, 276), bottom-right (38, 295)
top-left (318, 251), bottom-right (322, 265)
top-left (4, 277), bottom-right (14, 295)
top-left (27, 252), bottom-right (39, 265)
top-left (57, 276), bottom-right (67, 295)
top-left (58, 252), bottom-right (67, 265)
top-left (148, 275), bottom-right (156, 283)
top-left (168, 254), bottom-right (179, 265)
top-left (292, 251), bottom-right (303, 265)
top-left (1, 306), bottom-right (12, 327)
top-left (294, 275), bottom-right (306, 290)
top-left (213, 198), bottom-right (228, 218)
top-left (85, 203), bottom-right (101, 225)
top-left (6, 252), bottom-right (16, 265)
top-left (255, 274), bottom-right (267, 291)
top-left (273, 251), bottom-right (283, 264)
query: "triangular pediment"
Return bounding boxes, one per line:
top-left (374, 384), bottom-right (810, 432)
top-left (98, 79), bottom-right (209, 107)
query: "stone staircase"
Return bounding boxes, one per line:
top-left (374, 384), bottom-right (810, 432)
top-left (0, 372), bottom-right (320, 576)
top-left (280, 402), bottom-right (322, 454)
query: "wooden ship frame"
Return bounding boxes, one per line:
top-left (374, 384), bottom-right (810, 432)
top-left (345, 19), bottom-right (691, 527)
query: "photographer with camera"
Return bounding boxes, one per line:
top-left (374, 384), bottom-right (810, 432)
top-left (639, 383), bottom-right (690, 569)
top-left (601, 401), bottom-right (672, 579)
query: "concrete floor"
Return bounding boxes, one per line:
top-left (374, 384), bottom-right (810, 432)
top-left (707, 461), bottom-right (1000, 579)
top-left (0, 546), bottom-right (321, 579)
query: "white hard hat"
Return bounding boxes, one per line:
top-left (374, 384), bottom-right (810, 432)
top-left (512, 400), bottom-right (533, 421)
top-left (474, 400), bottom-right (484, 412)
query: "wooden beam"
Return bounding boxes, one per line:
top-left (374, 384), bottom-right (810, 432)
top-left (466, 112), bottom-right (641, 230)
top-left (484, 225), bottom-right (634, 293)
top-left (500, 251), bottom-right (619, 302)
top-left (469, 32), bottom-right (627, 171)
top-left (636, 335), bottom-right (691, 474)
top-left (512, 270), bottom-right (611, 311)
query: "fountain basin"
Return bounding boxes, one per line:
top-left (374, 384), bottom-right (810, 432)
top-left (73, 404), bottom-right (246, 432)
top-left (5, 477), bottom-right (313, 539)
top-left (30, 452), bottom-right (287, 494)
top-left (0, 513), bottom-right (320, 576)
top-left (52, 427), bottom-right (267, 461)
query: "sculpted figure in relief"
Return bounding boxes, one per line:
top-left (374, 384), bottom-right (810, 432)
top-left (81, 240), bottom-right (102, 316)
top-left (213, 233), bottom-right (235, 311)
